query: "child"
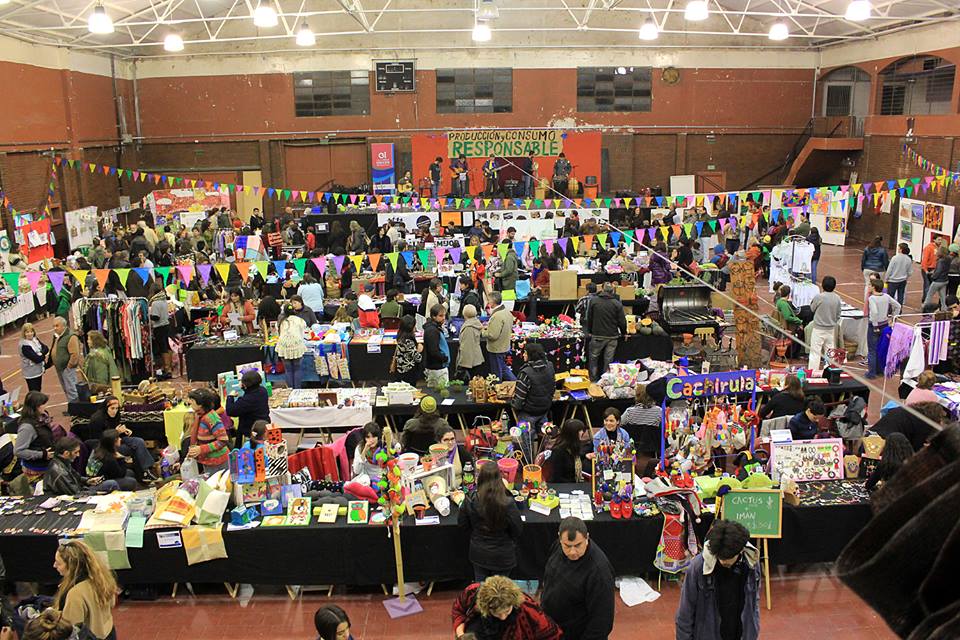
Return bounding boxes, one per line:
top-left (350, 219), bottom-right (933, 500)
top-left (249, 419), bottom-right (268, 448)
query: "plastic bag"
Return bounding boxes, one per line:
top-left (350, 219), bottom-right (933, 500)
top-left (181, 458), bottom-right (200, 481)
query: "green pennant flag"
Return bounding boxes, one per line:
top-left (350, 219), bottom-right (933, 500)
top-left (597, 233), bottom-right (608, 248)
top-left (282, 189), bottom-right (292, 200)
top-left (2, 272), bottom-right (19, 292)
top-left (155, 266), bottom-right (171, 283)
top-left (254, 261), bottom-right (269, 278)
top-left (751, 191), bottom-right (761, 201)
top-left (684, 223), bottom-right (694, 238)
top-left (293, 258), bottom-right (307, 276)
top-left (910, 177), bottom-right (921, 185)
top-left (708, 220), bottom-right (717, 232)
top-left (529, 240), bottom-right (541, 258)
top-left (906, 186), bottom-right (914, 197)
top-left (623, 230), bottom-right (635, 245)
top-left (498, 243), bottom-right (508, 260)
top-left (402, 196), bottom-right (410, 204)
top-left (829, 185), bottom-right (839, 194)
top-left (675, 196), bottom-right (685, 205)
top-left (417, 249), bottom-right (431, 267)
top-left (534, 199), bottom-right (543, 208)
top-left (603, 198), bottom-right (612, 207)
top-left (115, 269), bottom-right (131, 288)
top-left (463, 198), bottom-right (472, 207)
top-left (386, 252), bottom-right (399, 270)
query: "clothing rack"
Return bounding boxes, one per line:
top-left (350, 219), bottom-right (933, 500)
top-left (72, 296), bottom-right (154, 384)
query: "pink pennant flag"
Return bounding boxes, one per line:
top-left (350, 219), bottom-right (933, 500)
top-left (332, 255), bottom-right (346, 273)
top-left (48, 271), bottom-right (65, 294)
top-left (544, 238), bottom-right (555, 253)
top-left (25, 271), bottom-right (43, 293)
top-left (177, 265), bottom-right (194, 286)
top-left (613, 198), bottom-right (622, 207)
top-left (197, 264), bottom-right (212, 287)
top-left (434, 247), bottom-right (446, 263)
top-left (350, 194), bottom-right (358, 204)
top-left (544, 199), bottom-right (553, 208)
top-left (311, 257), bottom-right (327, 276)
top-left (449, 247), bottom-right (462, 264)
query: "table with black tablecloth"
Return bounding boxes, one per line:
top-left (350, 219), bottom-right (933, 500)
top-left (186, 340), bottom-right (265, 382)
top-left (0, 483), bottom-right (871, 585)
top-left (67, 400), bottom-right (167, 443)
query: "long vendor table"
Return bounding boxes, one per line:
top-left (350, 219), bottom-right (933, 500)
top-left (186, 341), bottom-right (265, 382)
top-left (0, 483), bottom-right (870, 586)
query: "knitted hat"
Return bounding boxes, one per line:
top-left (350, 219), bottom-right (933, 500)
top-left (420, 396), bottom-right (438, 414)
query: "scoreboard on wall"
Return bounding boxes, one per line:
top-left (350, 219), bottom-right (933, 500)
top-left (375, 61), bottom-right (415, 92)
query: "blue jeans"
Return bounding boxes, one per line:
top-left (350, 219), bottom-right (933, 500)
top-left (867, 323), bottom-right (881, 377)
top-left (120, 436), bottom-right (154, 475)
top-left (811, 259), bottom-right (819, 284)
top-left (488, 352), bottom-right (516, 381)
top-left (523, 175), bottom-right (533, 198)
top-left (91, 479), bottom-right (120, 493)
top-left (888, 280), bottom-right (906, 305)
top-left (283, 357), bottom-right (303, 388)
top-left (431, 180), bottom-right (439, 199)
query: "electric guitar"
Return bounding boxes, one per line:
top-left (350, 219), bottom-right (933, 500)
top-left (483, 163), bottom-right (506, 178)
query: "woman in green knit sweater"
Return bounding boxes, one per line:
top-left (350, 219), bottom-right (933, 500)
top-left (83, 330), bottom-right (120, 392)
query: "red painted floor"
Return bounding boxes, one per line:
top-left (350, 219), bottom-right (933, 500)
top-left (109, 566), bottom-right (897, 639)
top-left (0, 243), bottom-right (904, 638)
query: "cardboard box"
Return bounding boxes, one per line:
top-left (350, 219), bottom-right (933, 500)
top-left (549, 270), bottom-right (578, 301)
top-left (577, 284), bottom-right (589, 300)
top-left (617, 284), bottom-right (636, 301)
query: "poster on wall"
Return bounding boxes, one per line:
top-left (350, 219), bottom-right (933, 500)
top-left (807, 191), bottom-right (850, 247)
top-left (64, 206), bottom-right (99, 250)
top-left (900, 198), bottom-right (956, 261)
top-left (16, 219), bottom-right (54, 264)
top-left (371, 143), bottom-right (396, 195)
top-left (145, 188), bottom-right (230, 217)
top-left (447, 130), bottom-right (564, 158)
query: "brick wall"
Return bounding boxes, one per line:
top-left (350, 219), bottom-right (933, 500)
top-left (846, 135), bottom-right (960, 246)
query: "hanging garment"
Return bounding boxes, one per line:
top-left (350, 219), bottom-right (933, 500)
top-left (903, 326), bottom-right (928, 382)
top-left (886, 323), bottom-right (917, 377)
top-left (928, 321), bottom-right (950, 366)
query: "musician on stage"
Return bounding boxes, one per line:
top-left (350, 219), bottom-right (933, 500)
top-left (451, 154), bottom-right (469, 197)
top-left (553, 152), bottom-right (572, 197)
top-left (429, 156), bottom-right (443, 198)
top-left (521, 151), bottom-right (538, 197)
top-left (482, 156), bottom-right (499, 197)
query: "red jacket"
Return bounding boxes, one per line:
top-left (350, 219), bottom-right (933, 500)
top-left (452, 584), bottom-right (562, 640)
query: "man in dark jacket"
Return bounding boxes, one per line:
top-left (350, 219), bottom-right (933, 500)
top-left (869, 401), bottom-right (943, 451)
top-left (422, 304), bottom-right (450, 388)
top-left (44, 438), bottom-right (119, 495)
top-left (541, 517), bottom-right (615, 640)
top-left (511, 343), bottom-right (556, 430)
top-left (676, 520), bottom-right (761, 640)
top-left (225, 370), bottom-right (271, 449)
top-left (129, 228), bottom-right (149, 259)
top-left (586, 283), bottom-right (627, 381)
top-left (458, 277), bottom-right (482, 318)
top-left (788, 398), bottom-right (825, 441)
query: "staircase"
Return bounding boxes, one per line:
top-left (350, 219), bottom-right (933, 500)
top-left (783, 116), bottom-right (864, 185)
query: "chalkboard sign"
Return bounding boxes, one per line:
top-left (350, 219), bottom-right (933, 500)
top-left (721, 489), bottom-right (783, 539)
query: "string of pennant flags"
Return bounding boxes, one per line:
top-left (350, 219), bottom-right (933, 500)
top-left (903, 144), bottom-right (959, 179)
top-left (49, 155), bottom-right (960, 213)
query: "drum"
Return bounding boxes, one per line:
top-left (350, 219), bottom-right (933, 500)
top-left (567, 177), bottom-right (580, 195)
top-left (552, 178), bottom-right (569, 194)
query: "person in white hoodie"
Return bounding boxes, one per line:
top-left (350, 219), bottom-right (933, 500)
top-left (885, 242), bottom-right (913, 306)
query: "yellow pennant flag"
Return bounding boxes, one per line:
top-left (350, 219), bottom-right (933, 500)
top-left (214, 263), bottom-right (231, 284)
top-left (570, 237), bottom-right (580, 252)
top-left (70, 270), bottom-right (88, 291)
top-left (253, 261), bottom-right (269, 278)
top-left (465, 245), bottom-right (478, 263)
top-left (349, 255), bottom-right (363, 273)
top-left (659, 227), bottom-right (670, 241)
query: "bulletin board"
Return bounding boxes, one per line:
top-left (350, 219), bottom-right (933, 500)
top-left (16, 219), bottom-right (54, 264)
top-left (899, 198), bottom-right (956, 263)
top-left (806, 190), bottom-right (849, 247)
top-left (64, 206), bottom-right (99, 250)
top-left (770, 438), bottom-right (844, 482)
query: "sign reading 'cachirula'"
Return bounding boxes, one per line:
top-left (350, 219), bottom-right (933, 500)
top-left (665, 370), bottom-right (758, 400)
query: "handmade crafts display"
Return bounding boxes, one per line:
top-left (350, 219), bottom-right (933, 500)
top-left (591, 437), bottom-right (636, 519)
top-left (770, 438), bottom-right (845, 482)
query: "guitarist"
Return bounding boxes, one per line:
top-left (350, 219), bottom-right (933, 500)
top-left (521, 151), bottom-right (537, 197)
top-left (482, 156), bottom-right (500, 197)
top-left (450, 154), bottom-right (469, 198)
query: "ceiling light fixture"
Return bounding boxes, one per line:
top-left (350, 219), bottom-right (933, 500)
top-left (684, 0), bottom-right (708, 21)
top-left (768, 22), bottom-right (789, 40)
top-left (87, 3), bottom-right (114, 34)
top-left (472, 22), bottom-right (491, 42)
top-left (477, 0), bottom-right (499, 21)
top-left (253, 3), bottom-right (278, 28)
top-left (845, 0), bottom-right (871, 21)
top-left (296, 23), bottom-right (316, 46)
top-left (163, 33), bottom-right (184, 52)
top-left (638, 19), bottom-right (659, 40)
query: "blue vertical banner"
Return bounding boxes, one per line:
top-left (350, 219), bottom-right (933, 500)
top-left (371, 142), bottom-right (396, 195)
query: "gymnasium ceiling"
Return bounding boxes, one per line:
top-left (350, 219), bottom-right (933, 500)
top-left (0, 0), bottom-right (956, 59)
